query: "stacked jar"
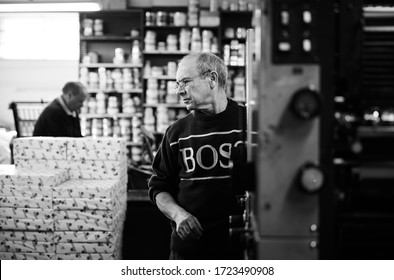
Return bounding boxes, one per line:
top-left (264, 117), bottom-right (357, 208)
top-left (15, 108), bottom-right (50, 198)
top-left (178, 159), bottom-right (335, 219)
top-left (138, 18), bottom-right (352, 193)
top-left (143, 108), bottom-right (156, 133)
top-left (107, 96), bottom-right (119, 115)
top-left (188, 0), bottom-right (200, 26)
top-left (146, 79), bottom-right (159, 104)
top-left (96, 92), bottom-right (106, 114)
top-left (119, 118), bottom-right (132, 140)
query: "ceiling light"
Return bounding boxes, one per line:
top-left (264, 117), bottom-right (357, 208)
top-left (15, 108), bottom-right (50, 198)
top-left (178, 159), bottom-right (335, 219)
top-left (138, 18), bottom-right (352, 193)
top-left (0, 2), bottom-right (101, 12)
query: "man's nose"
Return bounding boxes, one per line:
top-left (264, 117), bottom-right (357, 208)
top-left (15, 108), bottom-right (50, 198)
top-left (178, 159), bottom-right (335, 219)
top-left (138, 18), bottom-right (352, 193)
top-left (177, 87), bottom-right (186, 96)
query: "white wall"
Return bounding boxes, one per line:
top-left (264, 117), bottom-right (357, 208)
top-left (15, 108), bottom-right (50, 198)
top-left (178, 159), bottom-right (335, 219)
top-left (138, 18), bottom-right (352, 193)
top-left (0, 60), bottom-right (78, 129)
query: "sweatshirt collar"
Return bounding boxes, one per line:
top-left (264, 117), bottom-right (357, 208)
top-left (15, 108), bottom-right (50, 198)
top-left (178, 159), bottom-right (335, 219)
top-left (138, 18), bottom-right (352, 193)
top-left (57, 96), bottom-right (77, 118)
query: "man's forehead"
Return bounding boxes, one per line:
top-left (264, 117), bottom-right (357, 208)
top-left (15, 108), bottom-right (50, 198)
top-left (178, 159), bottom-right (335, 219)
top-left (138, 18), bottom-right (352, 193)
top-left (177, 60), bottom-right (198, 79)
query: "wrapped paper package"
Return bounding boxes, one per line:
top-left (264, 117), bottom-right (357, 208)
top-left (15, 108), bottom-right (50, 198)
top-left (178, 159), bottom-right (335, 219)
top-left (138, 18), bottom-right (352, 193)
top-left (0, 208), bottom-right (54, 219)
top-left (56, 241), bottom-right (116, 254)
top-left (0, 185), bottom-right (52, 198)
top-left (54, 231), bottom-right (116, 243)
top-left (0, 165), bottom-right (68, 187)
top-left (55, 209), bottom-right (114, 220)
top-left (54, 253), bottom-right (116, 260)
top-left (0, 252), bottom-right (54, 260)
top-left (0, 230), bottom-right (54, 242)
top-left (53, 197), bottom-right (118, 211)
top-left (0, 218), bottom-right (54, 231)
top-left (13, 137), bottom-right (68, 151)
top-left (55, 214), bottom-right (123, 232)
top-left (53, 179), bottom-right (121, 200)
top-left (0, 196), bottom-right (53, 209)
top-left (0, 241), bottom-right (55, 253)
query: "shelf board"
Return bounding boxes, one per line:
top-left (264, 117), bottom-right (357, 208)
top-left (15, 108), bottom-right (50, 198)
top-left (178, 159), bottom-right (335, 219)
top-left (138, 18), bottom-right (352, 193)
top-left (143, 103), bottom-right (185, 108)
top-left (144, 25), bottom-right (219, 29)
top-left (80, 112), bottom-right (143, 119)
top-left (227, 64), bottom-right (246, 68)
top-left (222, 37), bottom-right (247, 42)
top-left (144, 76), bottom-right (176, 80)
top-left (87, 89), bottom-right (143, 94)
top-left (80, 35), bottom-right (141, 41)
top-left (80, 63), bottom-right (143, 68)
top-left (126, 141), bottom-right (142, 147)
top-left (143, 50), bottom-right (190, 55)
top-left (220, 11), bottom-right (254, 15)
top-left (357, 125), bottom-right (394, 137)
top-left (143, 50), bottom-right (220, 55)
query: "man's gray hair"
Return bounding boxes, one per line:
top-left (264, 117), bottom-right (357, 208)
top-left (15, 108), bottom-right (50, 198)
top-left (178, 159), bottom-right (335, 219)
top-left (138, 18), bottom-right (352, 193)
top-left (179, 52), bottom-right (228, 89)
top-left (62, 81), bottom-right (85, 96)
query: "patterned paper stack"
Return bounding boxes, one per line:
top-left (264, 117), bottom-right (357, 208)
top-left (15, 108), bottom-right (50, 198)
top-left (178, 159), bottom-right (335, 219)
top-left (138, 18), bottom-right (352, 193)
top-left (0, 165), bottom-right (68, 260)
top-left (4, 137), bottom-right (128, 260)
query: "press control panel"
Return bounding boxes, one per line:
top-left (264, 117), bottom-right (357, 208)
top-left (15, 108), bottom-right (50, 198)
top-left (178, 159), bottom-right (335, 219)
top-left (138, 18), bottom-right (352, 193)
top-left (272, 0), bottom-right (318, 63)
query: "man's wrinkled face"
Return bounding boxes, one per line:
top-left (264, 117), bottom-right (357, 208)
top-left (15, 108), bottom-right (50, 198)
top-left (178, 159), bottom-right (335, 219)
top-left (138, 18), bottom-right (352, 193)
top-left (67, 86), bottom-right (87, 112)
top-left (175, 58), bottom-right (213, 111)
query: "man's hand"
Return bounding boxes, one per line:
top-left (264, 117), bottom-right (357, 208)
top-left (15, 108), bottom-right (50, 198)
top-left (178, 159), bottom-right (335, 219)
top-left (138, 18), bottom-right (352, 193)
top-left (155, 192), bottom-right (204, 240)
top-left (174, 212), bottom-right (203, 240)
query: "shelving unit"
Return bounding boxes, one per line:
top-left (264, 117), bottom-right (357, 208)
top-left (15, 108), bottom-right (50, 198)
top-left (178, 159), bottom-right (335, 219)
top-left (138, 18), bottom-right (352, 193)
top-left (78, 10), bottom-right (145, 165)
top-left (77, 6), bottom-right (255, 164)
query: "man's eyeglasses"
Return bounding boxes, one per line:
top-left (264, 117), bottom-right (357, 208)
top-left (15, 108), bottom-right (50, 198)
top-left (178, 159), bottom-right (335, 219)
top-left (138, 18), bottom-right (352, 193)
top-left (174, 70), bottom-right (211, 91)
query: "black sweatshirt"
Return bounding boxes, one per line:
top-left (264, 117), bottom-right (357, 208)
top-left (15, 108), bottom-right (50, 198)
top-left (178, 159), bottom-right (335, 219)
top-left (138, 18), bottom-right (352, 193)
top-left (33, 98), bottom-right (82, 137)
top-left (148, 98), bottom-right (245, 258)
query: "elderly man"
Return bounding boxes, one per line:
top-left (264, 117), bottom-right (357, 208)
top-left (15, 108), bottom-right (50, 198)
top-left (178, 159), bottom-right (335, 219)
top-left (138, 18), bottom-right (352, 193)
top-left (33, 81), bottom-right (87, 137)
top-left (148, 52), bottom-right (246, 260)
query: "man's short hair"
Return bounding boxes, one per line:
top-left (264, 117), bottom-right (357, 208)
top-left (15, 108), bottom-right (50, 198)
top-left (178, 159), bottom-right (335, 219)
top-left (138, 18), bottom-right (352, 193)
top-left (180, 53), bottom-right (228, 88)
top-left (62, 81), bottom-right (84, 96)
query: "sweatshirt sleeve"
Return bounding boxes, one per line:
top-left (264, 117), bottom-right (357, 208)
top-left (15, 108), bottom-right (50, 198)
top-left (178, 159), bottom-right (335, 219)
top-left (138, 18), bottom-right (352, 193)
top-left (148, 130), bottom-right (180, 204)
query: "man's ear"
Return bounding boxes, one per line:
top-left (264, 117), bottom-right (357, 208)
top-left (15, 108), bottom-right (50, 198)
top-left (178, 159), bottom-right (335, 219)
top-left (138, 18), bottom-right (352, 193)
top-left (209, 71), bottom-right (218, 88)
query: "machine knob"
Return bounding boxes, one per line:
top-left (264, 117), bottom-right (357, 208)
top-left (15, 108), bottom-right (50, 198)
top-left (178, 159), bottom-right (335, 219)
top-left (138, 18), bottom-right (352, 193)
top-left (297, 162), bottom-right (324, 193)
top-left (290, 85), bottom-right (321, 120)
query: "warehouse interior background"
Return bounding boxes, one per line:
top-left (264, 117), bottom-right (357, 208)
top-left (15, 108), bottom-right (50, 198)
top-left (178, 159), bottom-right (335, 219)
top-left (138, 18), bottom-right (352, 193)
top-left (1, 0), bottom-right (394, 260)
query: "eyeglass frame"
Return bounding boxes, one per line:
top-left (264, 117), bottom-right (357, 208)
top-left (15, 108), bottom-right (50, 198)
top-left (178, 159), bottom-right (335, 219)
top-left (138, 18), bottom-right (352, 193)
top-left (174, 70), bottom-right (212, 91)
